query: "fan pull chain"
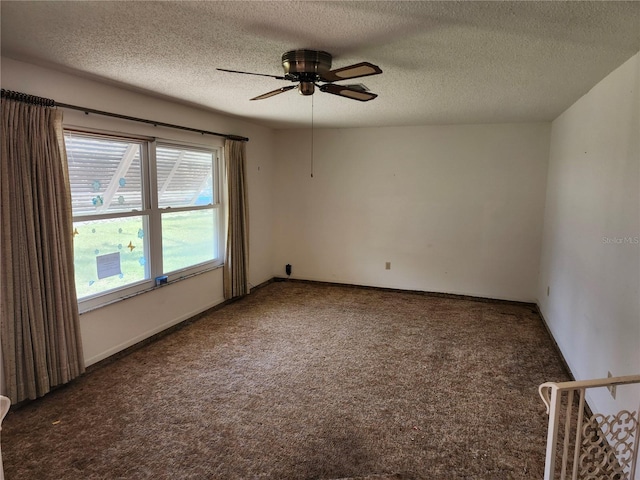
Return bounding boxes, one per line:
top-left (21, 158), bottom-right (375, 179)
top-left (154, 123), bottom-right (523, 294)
top-left (310, 94), bottom-right (314, 178)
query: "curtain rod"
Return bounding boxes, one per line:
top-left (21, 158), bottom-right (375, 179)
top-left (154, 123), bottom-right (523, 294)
top-left (1, 89), bottom-right (249, 142)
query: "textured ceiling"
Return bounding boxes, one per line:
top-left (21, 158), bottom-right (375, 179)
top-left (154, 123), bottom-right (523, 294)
top-left (2, 1), bottom-right (640, 129)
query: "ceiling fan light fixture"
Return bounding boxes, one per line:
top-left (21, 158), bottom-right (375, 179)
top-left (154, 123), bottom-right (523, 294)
top-left (298, 82), bottom-right (315, 96)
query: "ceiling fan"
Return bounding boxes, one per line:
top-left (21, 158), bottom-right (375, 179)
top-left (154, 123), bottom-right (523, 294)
top-left (218, 49), bottom-right (382, 102)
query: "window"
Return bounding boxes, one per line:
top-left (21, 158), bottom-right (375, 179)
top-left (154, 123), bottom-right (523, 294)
top-left (65, 131), bottom-right (222, 311)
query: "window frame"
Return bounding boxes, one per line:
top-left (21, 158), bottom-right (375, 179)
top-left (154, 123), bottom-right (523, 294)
top-left (65, 128), bottom-right (224, 313)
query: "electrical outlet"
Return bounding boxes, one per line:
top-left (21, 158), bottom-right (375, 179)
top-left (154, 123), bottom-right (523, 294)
top-left (607, 371), bottom-right (616, 399)
top-left (385, 262), bottom-right (391, 270)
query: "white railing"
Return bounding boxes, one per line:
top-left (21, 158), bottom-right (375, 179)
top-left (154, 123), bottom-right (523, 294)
top-left (539, 375), bottom-right (640, 480)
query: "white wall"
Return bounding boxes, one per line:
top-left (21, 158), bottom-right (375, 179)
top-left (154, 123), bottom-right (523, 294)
top-left (1, 57), bottom-right (275, 365)
top-left (273, 123), bottom-right (550, 302)
top-left (538, 52), bottom-right (640, 416)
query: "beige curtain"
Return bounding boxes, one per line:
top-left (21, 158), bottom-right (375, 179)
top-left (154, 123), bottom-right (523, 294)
top-left (1, 96), bottom-right (85, 404)
top-left (223, 139), bottom-right (250, 299)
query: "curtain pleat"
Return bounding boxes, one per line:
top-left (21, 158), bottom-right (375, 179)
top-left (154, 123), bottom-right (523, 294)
top-left (1, 99), bottom-right (85, 404)
top-left (223, 139), bottom-right (249, 299)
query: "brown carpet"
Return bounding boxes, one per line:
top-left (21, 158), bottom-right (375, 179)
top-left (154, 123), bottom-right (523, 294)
top-left (1, 281), bottom-right (569, 479)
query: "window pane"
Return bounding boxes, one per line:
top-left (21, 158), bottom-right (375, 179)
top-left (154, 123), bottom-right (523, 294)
top-left (65, 133), bottom-right (143, 215)
top-left (73, 216), bottom-right (148, 298)
top-left (162, 209), bottom-right (217, 273)
top-left (156, 146), bottom-right (214, 208)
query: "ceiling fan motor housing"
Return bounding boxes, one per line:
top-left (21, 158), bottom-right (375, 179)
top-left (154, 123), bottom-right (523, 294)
top-left (282, 50), bottom-right (332, 96)
top-left (282, 50), bottom-right (332, 80)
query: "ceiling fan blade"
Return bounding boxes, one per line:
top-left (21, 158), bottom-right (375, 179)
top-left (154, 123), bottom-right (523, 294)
top-left (250, 85), bottom-right (297, 101)
top-left (340, 83), bottom-right (369, 92)
top-left (217, 68), bottom-right (286, 80)
top-left (319, 84), bottom-right (378, 102)
top-left (319, 62), bottom-right (382, 82)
